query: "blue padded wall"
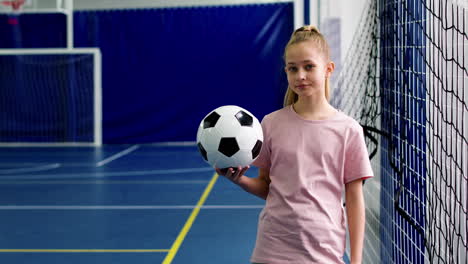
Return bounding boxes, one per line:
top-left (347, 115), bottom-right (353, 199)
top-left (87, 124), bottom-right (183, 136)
top-left (0, 13), bottom-right (66, 48)
top-left (74, 4), bottom-right (293, 143)
top-left (0, 4), bottom-right (293, 143)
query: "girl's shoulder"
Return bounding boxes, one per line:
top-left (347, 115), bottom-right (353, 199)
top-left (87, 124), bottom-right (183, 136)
top-left (335, 111), bottom-right (362, 128)
top-left (333, 111), bottom-right (367, 140)
top-left (260, 106), bottom-right (291, 123)
top-left (261, 106), bottom-right (363, 132)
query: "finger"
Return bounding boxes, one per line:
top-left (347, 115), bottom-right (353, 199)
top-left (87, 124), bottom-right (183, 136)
top-left (231, 166), bottom-right (243, 182)
top-left (228, 167), bottom-right (236, 177)
top-left (229, 167), bottom-right (237, 175)
top-left (215, 167), bottom-right (224, 176)
top-left (219, 167), bottom-right (231, 179)
top-left (221, 167), bottom-right (233, 181)
top-left (239, 165), bottom-right (250, 175)
top-left (233, 166), bottom-right (248, 180)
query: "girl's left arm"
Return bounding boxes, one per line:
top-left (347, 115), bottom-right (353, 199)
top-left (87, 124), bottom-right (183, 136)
top-left (345, 179), bottom-right (366, 264)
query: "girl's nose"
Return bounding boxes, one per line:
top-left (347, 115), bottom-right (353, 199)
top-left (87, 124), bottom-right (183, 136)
top-left (297, 70), bottom-right (306, 80)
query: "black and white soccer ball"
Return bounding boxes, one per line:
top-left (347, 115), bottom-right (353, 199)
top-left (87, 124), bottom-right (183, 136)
top-left (196, 105), bottom-right (263, 170)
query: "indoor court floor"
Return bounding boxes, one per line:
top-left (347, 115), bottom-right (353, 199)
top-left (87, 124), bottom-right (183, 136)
top-left (0, 144), bottom-right (266, 264)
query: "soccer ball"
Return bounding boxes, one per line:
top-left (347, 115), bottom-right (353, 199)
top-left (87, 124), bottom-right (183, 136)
top-left (196, 105), bottom-right (263, 170)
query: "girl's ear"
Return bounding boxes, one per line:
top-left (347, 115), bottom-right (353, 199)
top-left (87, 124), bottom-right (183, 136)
top-left (326, 61), bottom-right (335, 78)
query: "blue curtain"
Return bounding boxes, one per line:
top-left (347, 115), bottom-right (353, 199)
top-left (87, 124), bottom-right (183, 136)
top-left (74, 4), bottom-right (293, 143)
top-left (0, 4), bottom-right (293, 143)
top-left (0, 13), bottom-right (66, 48)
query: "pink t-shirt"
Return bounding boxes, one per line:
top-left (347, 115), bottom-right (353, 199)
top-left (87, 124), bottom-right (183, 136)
top-left (251, 105), bottom-right (374, 264)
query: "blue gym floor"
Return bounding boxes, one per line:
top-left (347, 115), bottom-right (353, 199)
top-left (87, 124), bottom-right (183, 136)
top-left (0, 144), bottom-right (352, 264)
top-left (0, 145), bottom-right (265, 264)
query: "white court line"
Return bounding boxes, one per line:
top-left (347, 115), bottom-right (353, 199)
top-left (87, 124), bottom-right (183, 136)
top-left (96, 145), bottom-right (140, 167)
top-left (0, 163), bottom-right (58, 166)
top-left (0, 163), bottom-right (61, 174)
top-left (0, 205), bottom-right (264, 210)
top-left (0, 163), bottom-right (100, 167)
top-left (0, 167), bottom-right (214, 180)
top-left (0, 180), bottom-right (209, 185)
top-left (150, 141), bottom-right (196, 146)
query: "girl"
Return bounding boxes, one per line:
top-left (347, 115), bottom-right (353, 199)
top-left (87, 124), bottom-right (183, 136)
top-left (216, 25), bottom-right (373, 264)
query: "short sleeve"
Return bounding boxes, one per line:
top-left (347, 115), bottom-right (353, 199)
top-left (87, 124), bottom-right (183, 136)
top-left (251, 116), bottom-right (271, 169)
top-left (344, 124), bottom-right (374, 183)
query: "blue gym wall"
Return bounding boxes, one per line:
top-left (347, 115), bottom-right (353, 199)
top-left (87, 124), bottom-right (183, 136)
top-left (1, 3), bottom-right (294, 143)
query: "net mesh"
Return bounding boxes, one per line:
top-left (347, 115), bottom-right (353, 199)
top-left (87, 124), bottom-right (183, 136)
top-left (0, 53), bottom-right (96, 144)
top-left (331, 0), bottom-right (467, 263)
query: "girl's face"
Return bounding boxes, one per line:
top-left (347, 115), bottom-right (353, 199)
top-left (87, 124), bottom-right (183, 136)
top-left (284, 40), bottom-right (334, 99)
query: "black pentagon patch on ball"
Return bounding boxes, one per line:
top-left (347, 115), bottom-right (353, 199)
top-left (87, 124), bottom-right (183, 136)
top-left (252, 140), bottom-right (262, 159)
top-left (218, 137), bottom-right (240, 157)
top-left (197, 142), bottom-right (208, 161)
top-left (235, 110), bottom-right (253, 127)
top-left (203, 111), bottom-right (220, 129)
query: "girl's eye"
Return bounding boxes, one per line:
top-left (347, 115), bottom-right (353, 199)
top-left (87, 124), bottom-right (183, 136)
top-left (305, 64), bottom-right (314, 70)
top-left (288, 66), bottom-right (297, 72)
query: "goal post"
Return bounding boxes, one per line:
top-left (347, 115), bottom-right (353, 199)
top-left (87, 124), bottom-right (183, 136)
top-left (0, 48), bottom-right (102, 146)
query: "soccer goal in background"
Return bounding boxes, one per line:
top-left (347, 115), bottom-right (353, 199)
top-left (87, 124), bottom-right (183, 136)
top-left (0, 0), bottom-right (102, 146)
top-left (0, 48), bottom-right (102, 146)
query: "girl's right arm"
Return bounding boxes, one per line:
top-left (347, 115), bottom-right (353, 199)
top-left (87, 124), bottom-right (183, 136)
top-left (216, 166), bottom-right (270, 200)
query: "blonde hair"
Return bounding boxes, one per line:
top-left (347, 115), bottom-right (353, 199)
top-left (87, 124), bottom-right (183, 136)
top-left (283, 25), bottom-right (332, 107)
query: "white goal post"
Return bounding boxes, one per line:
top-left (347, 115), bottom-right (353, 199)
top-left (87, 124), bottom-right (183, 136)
top-left (0, 48), bottom-right (102, 146)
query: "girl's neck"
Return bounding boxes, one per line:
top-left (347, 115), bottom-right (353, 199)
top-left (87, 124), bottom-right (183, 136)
top-left (292, 97), bottom-right (337, 121)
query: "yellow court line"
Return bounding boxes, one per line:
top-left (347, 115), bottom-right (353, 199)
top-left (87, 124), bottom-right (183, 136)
top-left (0, 249), bottom-right (169, 253)
top-left (162, 173), bottom-right (219, 264)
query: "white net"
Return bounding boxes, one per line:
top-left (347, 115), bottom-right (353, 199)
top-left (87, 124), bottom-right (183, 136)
top-left (0, 48), bottom-right (101, 145)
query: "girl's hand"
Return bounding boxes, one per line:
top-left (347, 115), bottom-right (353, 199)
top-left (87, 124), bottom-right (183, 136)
top-left (215, 165), bottom-right (250, 185)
